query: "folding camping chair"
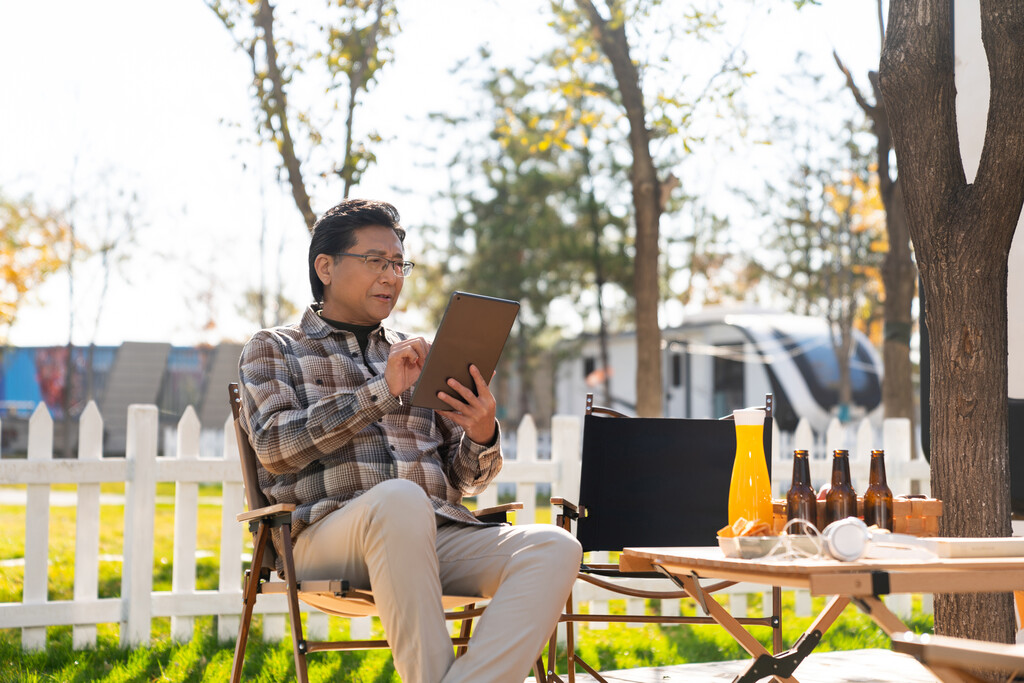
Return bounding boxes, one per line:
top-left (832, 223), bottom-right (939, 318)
top-left (227, 383), bottom-right (544, 683)
top-left (546, 393), bottom-right (783, 683)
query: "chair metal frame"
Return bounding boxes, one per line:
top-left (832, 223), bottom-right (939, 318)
top-left (228, 382), bottom-right (543, 683)
top-left (545, 393), bottom-right (783, 683)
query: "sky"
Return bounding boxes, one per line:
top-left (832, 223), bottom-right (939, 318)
top-left (0, 1), bottom-right (886, 349)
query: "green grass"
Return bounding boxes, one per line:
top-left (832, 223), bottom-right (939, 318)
top-left (0, 485), bottom-right (933, 681)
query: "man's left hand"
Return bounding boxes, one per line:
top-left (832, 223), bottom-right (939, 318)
top-left (436, 364), bottom-right (497, 444)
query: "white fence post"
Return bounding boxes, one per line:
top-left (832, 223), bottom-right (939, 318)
top-left (772, 419), bottom-right (787, 497)
top-left (793, 418), bottom-right (815, 453)
top-left (550, 415), bottom-right (581, 511)
top-left (218, 414), bottom-right (244, 642)
top-left (23, 403), bottom-right (53, 651)
top-left (853, 418), bottom-right (876, 492)
top-left (884, 418), bottom-right (925, 495)
top-left (825, 418), bottom-right (846, 454)
top-left (262, 613), bottom-right (287, 643)
top-left (171, 407), bottom-right (200, 642)
top-left (121, 404), bottom-right (159, 647)
top-left (797, 419), bottom-right (829, 489)
top-left (729, 592), bottom-right (747, 618)
top-left (73, 402), bottom-right (103, 650)
top-left (349, 615), bottom-right (372, 640)
top-left (794, 590), bottom-right (812, 617)
top-left (307, 612), bottom-right (329, 641)
top-left (516, 415), bottom-right (537, 525)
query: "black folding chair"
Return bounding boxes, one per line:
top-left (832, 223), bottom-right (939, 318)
top-left (547, 393), bottom-right (782, 683)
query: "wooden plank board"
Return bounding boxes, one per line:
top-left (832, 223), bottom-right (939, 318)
top-left (810, 569), bottom-right (1024, 597)
top-left (525, 648), bottom-right (941, 682)
top-left (927, 538), bottom-right (1024, 558)
top-left (623, 547), bottom-right (1024, 580)
top-left (892, 632), bottom-right (1024, 677)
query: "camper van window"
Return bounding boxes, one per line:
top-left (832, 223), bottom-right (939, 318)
top-left (713, 350), bottom-right (746, 418)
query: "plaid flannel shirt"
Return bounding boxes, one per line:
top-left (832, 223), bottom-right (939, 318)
top-left (238, 306), bottom-right (503, 565)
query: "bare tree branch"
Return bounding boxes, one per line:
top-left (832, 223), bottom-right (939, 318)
top-left (833, 50), bottom-right (875, 117)
top-left (876, 0), bottom-right (885, 47)
top-left (255, 0), bottom-right (316, 231)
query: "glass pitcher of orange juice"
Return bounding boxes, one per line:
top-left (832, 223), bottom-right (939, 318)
top-left (728, 408), bottom-right (772, 527)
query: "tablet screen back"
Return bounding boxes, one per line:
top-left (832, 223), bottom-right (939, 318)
top-left (410, 291), bottom-right (519, 411)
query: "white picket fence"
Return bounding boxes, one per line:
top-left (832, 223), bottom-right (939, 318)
top-left (0, 402), bottom-right (929, 651)
top-left (771, 416), bottom-right (932, 498)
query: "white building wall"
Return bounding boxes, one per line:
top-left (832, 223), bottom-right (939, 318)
top-left (954, 0), bottom-right (1024, 399)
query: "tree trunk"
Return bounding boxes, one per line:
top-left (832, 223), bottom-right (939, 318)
top-left (583, 133), bottom-right (613, 407)
top-left (880, 182), bottom-right (917, 425)
top-left (62, 341), bottom-right (74, 459)
top-left (927, 258), bottom-right (1013, 644)
top-left (837, 323), bottom-right (854, 415)
top-left (63, 215), bottom-right (75, 459)
top-left (516, 324), bottom-right (531, 420)
top-left (880, 0), bottom-right (1024, 645)
top-left (577, 0), bottom-right (662, 417)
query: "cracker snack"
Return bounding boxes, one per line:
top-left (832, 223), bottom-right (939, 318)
top-left (718, 517), bottom-right (772, 538)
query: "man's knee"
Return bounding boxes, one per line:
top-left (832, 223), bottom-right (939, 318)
top-left (520, 525), bottom-right (582, 578)
top-left (549, 526), bottom-right (583, 572)
top-left (362, 479), bottom-right (434, 529)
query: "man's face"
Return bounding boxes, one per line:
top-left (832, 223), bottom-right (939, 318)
top-left (316, 225), bottom-right (405, 325)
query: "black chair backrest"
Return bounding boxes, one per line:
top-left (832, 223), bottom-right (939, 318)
top-left (1009, 398), bottom-right (1024, 514)
top-left (575, 395), bottom-right (773, 553)
top-left (229, 382), bottom-right (278, 571)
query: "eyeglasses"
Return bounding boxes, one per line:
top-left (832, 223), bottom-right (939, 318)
top-left (334, 252), bottom-right (415, 277)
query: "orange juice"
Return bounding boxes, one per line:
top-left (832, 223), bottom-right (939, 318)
top-left (728, 409), bottom-right (772, 527)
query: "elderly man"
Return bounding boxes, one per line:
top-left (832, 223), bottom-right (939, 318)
top-left (237, 198), bottom-right (581, 683)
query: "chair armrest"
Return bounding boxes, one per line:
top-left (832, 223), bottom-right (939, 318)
top-left (550, 497), bottom-right (580, 532)
top-left (552, 497), bottom-right (577, 511)
top-left (473, 502), bottom-right (524, 518)
top-left (237, 502), bottom-right (296, 523)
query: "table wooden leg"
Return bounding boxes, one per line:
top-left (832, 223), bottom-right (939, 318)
top-left (852, 596), bottom-right (912, 638)
top-left (808, 596), bottom-right (850, 637)
top-left (676, 574), bottom-right (799, 683)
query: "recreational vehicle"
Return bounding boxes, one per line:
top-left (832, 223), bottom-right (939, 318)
top-left (555, 309), bottom-right (883, 433)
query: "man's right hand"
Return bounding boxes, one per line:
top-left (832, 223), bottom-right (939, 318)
top-left (384, 337), bottom-right (430, 397)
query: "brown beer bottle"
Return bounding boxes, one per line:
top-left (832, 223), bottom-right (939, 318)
top-left (786, 450), bottom-right (818, 533)
top-left (863, 449), bottom-right (894, 531)
top-left (824, 449), bottom-right (857, 526)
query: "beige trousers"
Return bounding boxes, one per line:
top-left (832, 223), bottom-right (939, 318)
top-left (293, 479), bottom-right (582, 683)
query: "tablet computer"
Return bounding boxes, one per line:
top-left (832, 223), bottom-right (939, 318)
top-left (410, 291), bottom-right (520, 411)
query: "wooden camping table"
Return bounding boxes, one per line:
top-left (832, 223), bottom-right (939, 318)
top-left (619, 546), bottom-right (1024, 683)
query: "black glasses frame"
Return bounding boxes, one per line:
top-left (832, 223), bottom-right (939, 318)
top-left (333, 252), bottom-right (415, 277)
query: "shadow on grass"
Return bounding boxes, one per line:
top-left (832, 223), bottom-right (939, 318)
top-left (0, 616), bottom-right (399, 683)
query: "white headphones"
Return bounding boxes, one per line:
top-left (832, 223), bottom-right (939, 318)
top-left (821, 517), bottom-right (872, 561)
